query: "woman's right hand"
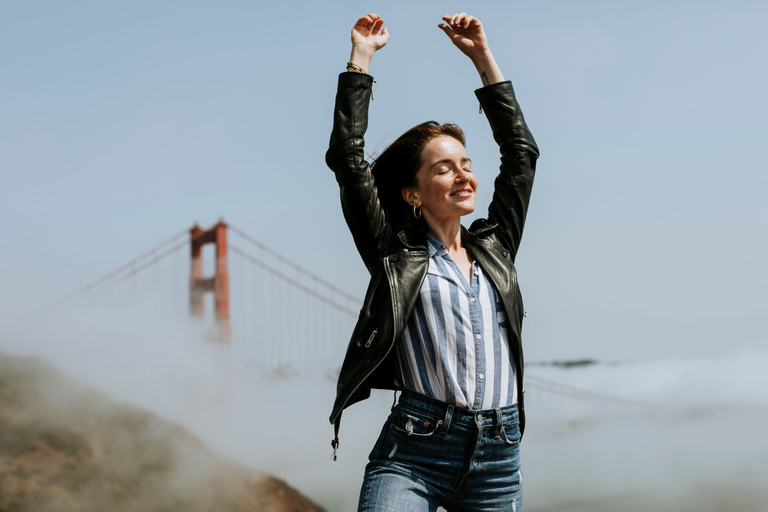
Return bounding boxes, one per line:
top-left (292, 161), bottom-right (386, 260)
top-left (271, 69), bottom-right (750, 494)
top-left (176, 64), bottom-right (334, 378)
top-left (349, 14), bottom-right (389, 74)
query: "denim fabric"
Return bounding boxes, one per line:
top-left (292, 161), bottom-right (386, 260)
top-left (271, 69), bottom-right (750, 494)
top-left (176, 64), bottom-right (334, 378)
top-left (358, 390), bottom-right (522, 512)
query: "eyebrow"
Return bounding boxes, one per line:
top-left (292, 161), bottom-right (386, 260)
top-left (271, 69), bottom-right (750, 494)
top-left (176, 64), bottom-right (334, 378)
top-left (429, 157), bottom-right (472, 170)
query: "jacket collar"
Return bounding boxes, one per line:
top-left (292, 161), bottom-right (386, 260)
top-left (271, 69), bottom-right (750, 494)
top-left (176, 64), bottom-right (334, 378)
top-left (396, 229), bottom-right (427, 250)
top-left (468, 218), bottom-right (498, 239)
top-left (397, 219), bottom-right (498, 251)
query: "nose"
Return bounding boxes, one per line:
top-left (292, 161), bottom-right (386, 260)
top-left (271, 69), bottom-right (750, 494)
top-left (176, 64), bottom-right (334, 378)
top-left (455, 168), bottom-right (470, 182)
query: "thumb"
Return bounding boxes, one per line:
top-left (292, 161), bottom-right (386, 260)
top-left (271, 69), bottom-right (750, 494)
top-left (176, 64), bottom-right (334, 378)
top-left (437, 23), bottom-right (453, 37)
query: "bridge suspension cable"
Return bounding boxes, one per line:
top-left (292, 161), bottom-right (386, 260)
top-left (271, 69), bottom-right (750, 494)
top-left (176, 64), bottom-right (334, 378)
top-left (228, 223), bottom-right (360, 303)
top-left (16, 222), bottom-right (362, 332)
top-left (523, 372), bottom-right (648, 406)
top-left (228, 245), bottom-right (359, 317)
top-left (16, 228), bottom-right (195, 327)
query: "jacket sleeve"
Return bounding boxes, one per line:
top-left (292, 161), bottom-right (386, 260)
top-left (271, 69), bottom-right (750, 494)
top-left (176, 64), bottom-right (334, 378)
top-left (326, 72), bottom-right (393, 271)
top-left (475, 81), bottom-right (540, 262)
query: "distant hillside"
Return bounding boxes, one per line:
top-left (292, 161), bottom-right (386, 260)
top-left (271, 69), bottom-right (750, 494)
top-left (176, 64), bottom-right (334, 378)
top-left (0, 351), bottom-right (324, 512)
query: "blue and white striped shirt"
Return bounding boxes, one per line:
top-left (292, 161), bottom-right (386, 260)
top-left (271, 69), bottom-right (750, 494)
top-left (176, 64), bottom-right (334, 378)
top-left (396, 234), bottom-right (517, 410)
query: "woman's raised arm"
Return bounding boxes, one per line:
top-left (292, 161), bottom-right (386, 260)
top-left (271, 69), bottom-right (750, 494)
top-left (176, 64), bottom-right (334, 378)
top-left (438, 13), bottom-right (538, 260)
top-left (438, 13), bottom-right (504, 86)
top-left (326, 15), bottom-right (393, 269)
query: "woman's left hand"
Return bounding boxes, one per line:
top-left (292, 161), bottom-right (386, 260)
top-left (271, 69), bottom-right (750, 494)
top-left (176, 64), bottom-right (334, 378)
top-left (438, 13), bottom-right (489, 61)
top-left (438, 13), bottom-right (505, 86)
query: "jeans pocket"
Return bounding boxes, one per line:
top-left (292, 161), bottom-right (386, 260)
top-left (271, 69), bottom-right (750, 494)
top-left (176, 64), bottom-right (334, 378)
top-left (500, 421), bottom-right (521, 446)
top-left (389, 405), bottom-right (441, 438)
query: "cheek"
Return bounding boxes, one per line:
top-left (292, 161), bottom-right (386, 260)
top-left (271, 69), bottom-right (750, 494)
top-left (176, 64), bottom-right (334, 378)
top-left (426, 179), bottom-right (451, 197)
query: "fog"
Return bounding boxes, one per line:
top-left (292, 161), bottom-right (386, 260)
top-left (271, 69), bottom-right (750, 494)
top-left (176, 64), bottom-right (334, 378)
top-left (2, 295), bottom-right (767, 511)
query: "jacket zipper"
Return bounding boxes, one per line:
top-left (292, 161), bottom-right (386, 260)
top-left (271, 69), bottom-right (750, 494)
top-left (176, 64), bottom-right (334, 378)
top-left (364, 329), bottom-right (378, 348)
top-left (331, 257), bottom-right (401, 460)
top-left (510, 265), bottom-right (525, 424)
top-left (331, 256), bottom-right (400, 426)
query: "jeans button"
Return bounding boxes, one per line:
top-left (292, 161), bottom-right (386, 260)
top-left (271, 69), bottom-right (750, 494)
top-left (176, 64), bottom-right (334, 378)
top-left (477, 413), bottom-right (484, 423)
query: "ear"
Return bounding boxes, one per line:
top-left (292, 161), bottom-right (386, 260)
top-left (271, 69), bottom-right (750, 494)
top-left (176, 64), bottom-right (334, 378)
top-left (401, 187), bottom-right (420, 207)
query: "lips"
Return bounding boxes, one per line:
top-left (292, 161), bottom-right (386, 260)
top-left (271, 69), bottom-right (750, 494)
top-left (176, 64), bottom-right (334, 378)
top-left (450, 188), bottom-right (474, 197)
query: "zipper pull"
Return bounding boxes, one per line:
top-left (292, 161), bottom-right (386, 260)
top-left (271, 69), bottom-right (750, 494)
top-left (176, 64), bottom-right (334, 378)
top-left (365, 329), bottom-right (378, 348)
top-left (331, 437), bottom-right (339, 461)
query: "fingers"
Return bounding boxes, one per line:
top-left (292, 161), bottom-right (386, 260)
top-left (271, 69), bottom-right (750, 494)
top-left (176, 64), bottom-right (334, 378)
top-left (446, 13), bottom-right (466, 28)
top-left (437, 23), bottom-right (455, 39)
top-left (372, 18), bottom-right (384, 36)
top-left (441, 13), bottom-right (481, 30)
top-left (354, 13), bottom-right (387, 35)
top-left (354, 13), bottom-right (379, 31)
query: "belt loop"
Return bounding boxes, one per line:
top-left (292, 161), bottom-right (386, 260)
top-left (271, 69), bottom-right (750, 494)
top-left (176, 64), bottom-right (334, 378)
top-left (495, 408), bottom-right (503, 439)
top-left (441, 404), bottom-right (454, 435)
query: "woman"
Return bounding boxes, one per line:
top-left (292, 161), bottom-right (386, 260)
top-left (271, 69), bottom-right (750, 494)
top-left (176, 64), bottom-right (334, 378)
top-left (326, 12), bottom-right (539, 511)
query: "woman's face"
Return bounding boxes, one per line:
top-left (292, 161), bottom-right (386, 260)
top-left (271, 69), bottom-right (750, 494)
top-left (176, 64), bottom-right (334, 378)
top-left (402, 135), bottom-right (477, 224)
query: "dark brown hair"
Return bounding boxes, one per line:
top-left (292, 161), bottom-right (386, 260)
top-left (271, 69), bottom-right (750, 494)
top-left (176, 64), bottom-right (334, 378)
top-left (371, 121), bottom-right (465, 229)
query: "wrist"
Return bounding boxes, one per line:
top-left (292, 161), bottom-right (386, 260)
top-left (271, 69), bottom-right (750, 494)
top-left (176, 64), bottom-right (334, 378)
top-left (468, 48), bottom-right (494, 67)
top-left (346, 62), bottom-right (367, 74)
top-left (470, 49), bottom-right (504, 86)
top-left (350, 46), bottom-right (375, 71)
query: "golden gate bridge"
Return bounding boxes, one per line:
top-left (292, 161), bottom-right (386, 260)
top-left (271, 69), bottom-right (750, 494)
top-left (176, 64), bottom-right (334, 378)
top-left (18, 220), bottom-right (646, 409)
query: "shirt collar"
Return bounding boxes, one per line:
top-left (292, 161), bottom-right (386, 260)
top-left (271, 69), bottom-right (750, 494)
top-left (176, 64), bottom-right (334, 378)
top-left (426, 234), bottom-right (448, 258)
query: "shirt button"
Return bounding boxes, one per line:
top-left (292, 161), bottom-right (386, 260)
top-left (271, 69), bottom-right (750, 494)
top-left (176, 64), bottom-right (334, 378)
top-left (469, 297), bottom-right (476, 303)
top-left (475, 333), bottom-right (482, 340)
top-left (478, 373), bottom-right (485, 380)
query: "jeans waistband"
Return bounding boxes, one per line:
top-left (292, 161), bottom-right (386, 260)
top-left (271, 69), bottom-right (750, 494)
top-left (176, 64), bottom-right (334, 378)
top-left (398, 389), bottom-right (519, 431)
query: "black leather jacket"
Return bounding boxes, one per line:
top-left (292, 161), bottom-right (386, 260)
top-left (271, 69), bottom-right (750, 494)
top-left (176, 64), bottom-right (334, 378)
top-left (326, 72), bottom-right (539, 452)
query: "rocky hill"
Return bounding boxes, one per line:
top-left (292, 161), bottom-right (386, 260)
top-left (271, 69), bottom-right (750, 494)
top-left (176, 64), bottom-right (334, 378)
top-left (0, 351), bottom-right (324, 512)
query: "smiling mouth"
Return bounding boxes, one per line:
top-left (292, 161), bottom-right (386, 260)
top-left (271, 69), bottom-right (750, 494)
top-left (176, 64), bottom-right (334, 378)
top-left (450, 189), bottom-right (474, 197)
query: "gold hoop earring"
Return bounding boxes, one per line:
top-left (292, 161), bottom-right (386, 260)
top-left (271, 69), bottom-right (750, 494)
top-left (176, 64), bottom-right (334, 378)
top-left (413, 205), bottom-right (422, 219)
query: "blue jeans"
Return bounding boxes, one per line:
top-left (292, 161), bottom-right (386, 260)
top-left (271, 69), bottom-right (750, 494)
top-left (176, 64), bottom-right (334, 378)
top-left (358, 390), bottom-right (522, 512)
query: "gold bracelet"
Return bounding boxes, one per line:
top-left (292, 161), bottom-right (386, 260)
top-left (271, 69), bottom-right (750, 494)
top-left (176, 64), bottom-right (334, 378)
top-left (346, 61), bottom-right (367, 74)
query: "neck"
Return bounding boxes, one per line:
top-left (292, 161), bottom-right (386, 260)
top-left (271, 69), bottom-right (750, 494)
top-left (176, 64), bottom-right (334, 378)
top-left (425, 218), bottom-right (463, 251)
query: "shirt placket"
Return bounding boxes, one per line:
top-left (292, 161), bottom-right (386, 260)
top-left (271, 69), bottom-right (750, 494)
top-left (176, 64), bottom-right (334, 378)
top-left (468, 262), bottom-right (486, 408)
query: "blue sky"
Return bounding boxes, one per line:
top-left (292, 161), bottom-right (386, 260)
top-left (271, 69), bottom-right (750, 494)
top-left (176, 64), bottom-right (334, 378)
top-left (2, 1), bottom-right (767, 362)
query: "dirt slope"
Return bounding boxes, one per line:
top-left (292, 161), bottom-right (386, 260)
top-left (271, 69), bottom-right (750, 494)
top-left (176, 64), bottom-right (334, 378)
top-left (0, 352), bottom-right (324, 512)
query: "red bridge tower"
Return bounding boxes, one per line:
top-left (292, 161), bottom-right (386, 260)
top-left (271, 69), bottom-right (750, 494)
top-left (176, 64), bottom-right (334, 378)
top-left (189, 220), bottom-right (230, 344)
